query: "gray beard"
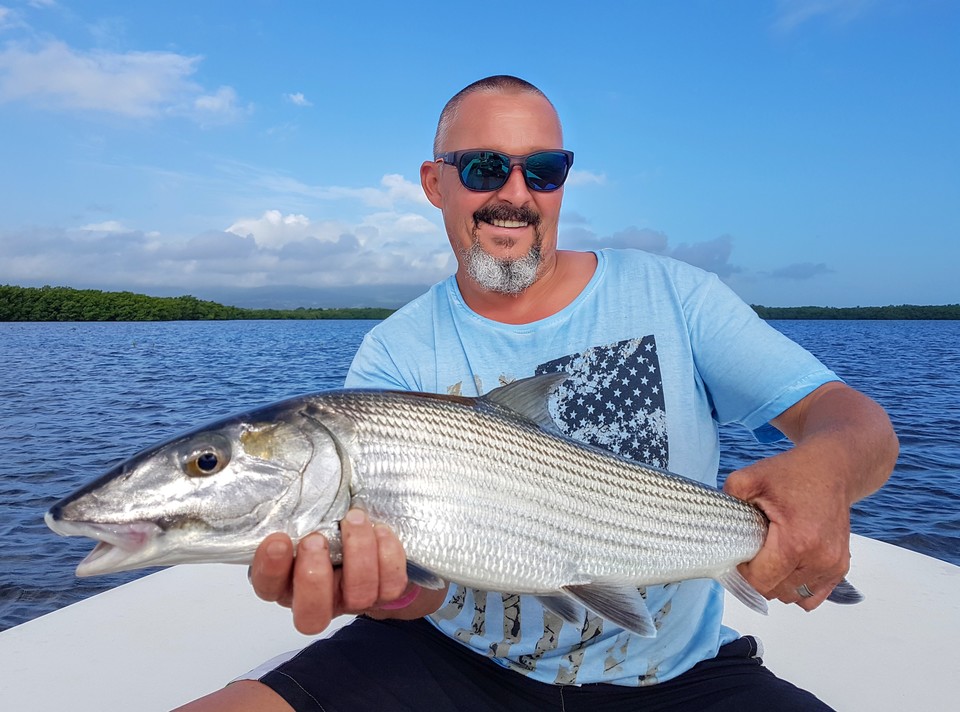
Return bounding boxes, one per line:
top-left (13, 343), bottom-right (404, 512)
top-left (463, 241), bottom-right (542, 295)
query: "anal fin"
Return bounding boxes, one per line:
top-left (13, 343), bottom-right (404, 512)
top-left (718, 569), bottom-right (769, 615)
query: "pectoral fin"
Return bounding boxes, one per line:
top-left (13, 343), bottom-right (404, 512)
top-left (406, 562), bottom-right (446, 590)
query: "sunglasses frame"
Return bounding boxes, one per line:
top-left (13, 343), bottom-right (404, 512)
top-left (435, 149), bottom-right (575, 193)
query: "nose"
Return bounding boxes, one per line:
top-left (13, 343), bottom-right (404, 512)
top-left (496, 164), bottom-right (534, 203)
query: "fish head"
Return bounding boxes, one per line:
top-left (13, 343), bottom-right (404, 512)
top-left (45, 398), bottom-right (349, 576)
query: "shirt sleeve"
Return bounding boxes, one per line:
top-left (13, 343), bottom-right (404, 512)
top-left (683, 272), bottom-right (841, 442)
top-left (344, 331), bottom-right (414, 390)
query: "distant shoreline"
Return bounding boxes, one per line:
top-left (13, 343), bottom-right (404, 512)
top-left (1, 285), bottom-right (958, 321)
top-left (751, 304), bottom-right (960, 320)
top-left (0, 285), bottom-right (394, 321)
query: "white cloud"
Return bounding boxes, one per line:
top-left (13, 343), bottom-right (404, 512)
top-left (0, 39), bottom-right (245, 123)
top-left (0, 201), bottom-right (453, 298)
top-left (256, 172), bottom-right (431, 210)
top-left (284, 91), bottom-right (311, 107)
top-left (192, 85), bottom-right (248, 125)
top-left (226, 210), bottom-right (328, 248)
top-left (566, 169), bottom-right (606, 187)
top-left (772, 0), bottom-right (876, 32)
top-left (79, 220), bottom-right (128, 233)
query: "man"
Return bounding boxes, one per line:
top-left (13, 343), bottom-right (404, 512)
top-left (180, 75), bottom-right (897, 711)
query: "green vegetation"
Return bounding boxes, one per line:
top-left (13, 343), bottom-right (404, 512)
top-left (2, 285), bottom-right (957, 322)
top-left (0, 285), bottom-right (394, 322)
top-left (751, 304), bottom-right (960, 320)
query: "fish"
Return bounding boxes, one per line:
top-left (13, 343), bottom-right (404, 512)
top-left (45, 373), bottom-right (862, 637)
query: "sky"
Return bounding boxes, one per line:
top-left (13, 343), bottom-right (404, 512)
top-left (0, 0), bottom-right (957, 308)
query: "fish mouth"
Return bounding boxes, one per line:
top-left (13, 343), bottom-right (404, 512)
top-left (45, 513), bottom-right (164, 577)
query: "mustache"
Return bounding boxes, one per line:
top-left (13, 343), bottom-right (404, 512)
top-left (473, 204), bottom-right (541, 227)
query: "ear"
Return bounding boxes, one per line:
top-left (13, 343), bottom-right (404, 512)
top-left (420, 160), bottom-right (444, 209)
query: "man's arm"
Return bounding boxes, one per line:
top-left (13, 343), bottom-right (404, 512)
top-left (723, 381), bottom-right (898, 610)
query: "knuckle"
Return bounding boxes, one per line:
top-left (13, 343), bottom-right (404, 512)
top-left (343, 583), bottom-right (380, 611)
top-left (381, 578), bottom-right (409, 602)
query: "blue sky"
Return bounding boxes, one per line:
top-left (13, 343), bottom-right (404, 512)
top-left (1, 0), bottom-right (957, 308)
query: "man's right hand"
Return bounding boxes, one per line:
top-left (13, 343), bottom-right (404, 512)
top-left (248, 508), bottom-right (448, 634)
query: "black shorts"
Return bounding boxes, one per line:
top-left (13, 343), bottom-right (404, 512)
top-left (260, 617), bottom-right (832, 712)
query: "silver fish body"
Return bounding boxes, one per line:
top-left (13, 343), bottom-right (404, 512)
top-left (46, 374), bottom-right (859, 636)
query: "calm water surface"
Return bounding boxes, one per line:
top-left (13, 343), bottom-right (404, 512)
top-left (1, 319), bottom-right (957, 631)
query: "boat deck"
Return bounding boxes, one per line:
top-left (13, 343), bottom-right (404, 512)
top-left (1, 534), bottom-right (956, 711)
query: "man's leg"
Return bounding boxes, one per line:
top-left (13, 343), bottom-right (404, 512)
top-left (173, 680), bottom-right (293, 712)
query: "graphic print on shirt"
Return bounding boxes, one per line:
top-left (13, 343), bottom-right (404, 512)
top-left (435, 336), bottom-right (669, 684)
top-left (535, 335), bottom-right (668, 469)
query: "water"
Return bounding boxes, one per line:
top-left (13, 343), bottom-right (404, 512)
top-left (1, 319), bottom-right (957, 631)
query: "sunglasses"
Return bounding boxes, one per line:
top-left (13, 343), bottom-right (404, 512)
top-left (435, 149), bottom-right (574, 192)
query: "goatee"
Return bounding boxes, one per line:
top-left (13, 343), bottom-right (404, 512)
top-left (463, 204), bottom-right (543, 295)
top-left (463, 241), bottom-right (542, 295)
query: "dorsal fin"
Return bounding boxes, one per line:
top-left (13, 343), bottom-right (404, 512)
top-left (481, 373), bottom-right (568, 431)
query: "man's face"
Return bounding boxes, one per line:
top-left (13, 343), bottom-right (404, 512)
top-left (421, 91), bottom-right (565, 294)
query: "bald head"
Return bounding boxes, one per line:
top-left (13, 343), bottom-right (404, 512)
top-left (433, 75), bottom-right (561, 157)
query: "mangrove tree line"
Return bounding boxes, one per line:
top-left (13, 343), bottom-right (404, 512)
top-left (0, 285), bottom-right (394, 321)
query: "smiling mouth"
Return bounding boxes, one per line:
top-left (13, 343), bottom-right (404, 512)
top-left (474, 205), bottom-right (540, 232)
top-left (487, 218), bottom-right (529, 229)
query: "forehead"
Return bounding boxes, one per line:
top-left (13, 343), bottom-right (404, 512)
top-left (443, 91), bottom-right (563, 154)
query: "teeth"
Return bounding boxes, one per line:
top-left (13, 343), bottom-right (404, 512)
top-left (490, 219), bottom-right (528, 228)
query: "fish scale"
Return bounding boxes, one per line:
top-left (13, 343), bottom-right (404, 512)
top-left (312, 388), bottom-right (767, 591)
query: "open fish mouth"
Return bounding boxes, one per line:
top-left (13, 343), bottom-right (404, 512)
top-left (44, 514), bottom-right (163, 576)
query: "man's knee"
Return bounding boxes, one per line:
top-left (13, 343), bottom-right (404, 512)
top-left (172, 679), bottom-right (293, 712)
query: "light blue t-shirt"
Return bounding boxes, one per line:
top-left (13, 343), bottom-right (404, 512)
top-left (345, 248), bottom-right (838, 687)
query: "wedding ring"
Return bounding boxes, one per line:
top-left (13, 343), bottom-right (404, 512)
top-left (796, 583), bottom-right (814, 599)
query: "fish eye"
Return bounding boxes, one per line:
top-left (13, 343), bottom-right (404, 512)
top-left (197, 452), bottom-right (219, 472)
top-left (182, 437), bottom-right (231, 478)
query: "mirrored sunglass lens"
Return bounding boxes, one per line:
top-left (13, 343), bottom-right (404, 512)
top-left (524, 152), bottom-right (569, 191)
top-left (460, 151), bottom-right (510, 190)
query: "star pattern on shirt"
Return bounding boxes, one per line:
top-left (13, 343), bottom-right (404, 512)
top-left (535, 336), bottom-right (668, 468)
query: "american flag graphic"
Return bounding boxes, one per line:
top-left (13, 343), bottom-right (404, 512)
top-left (535, 336), bottom-right (668, 468)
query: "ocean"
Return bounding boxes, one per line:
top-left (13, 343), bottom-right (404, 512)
top-left (1, 319), bottom-right (957, 631)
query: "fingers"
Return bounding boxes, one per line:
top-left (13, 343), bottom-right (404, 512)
top-left (725, 462), bottom-right (852, 612)
top-left (290, 534), bottom-right (336, 634)
top-left (738, 520), bottom-right (850, 612)
top-left (250, 533), bottom-right (295, 606)
top-left (374, 522), bottom-right (409, 603)
top-left (338, 510), bottom-right (410, 606)
top-left (250, 510), bottom-right (415, 634)
top-left (339, 509), bottom-right (384, 610)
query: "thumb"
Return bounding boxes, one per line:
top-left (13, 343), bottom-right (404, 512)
top-left (722, 467), bottom-right (765, 503)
